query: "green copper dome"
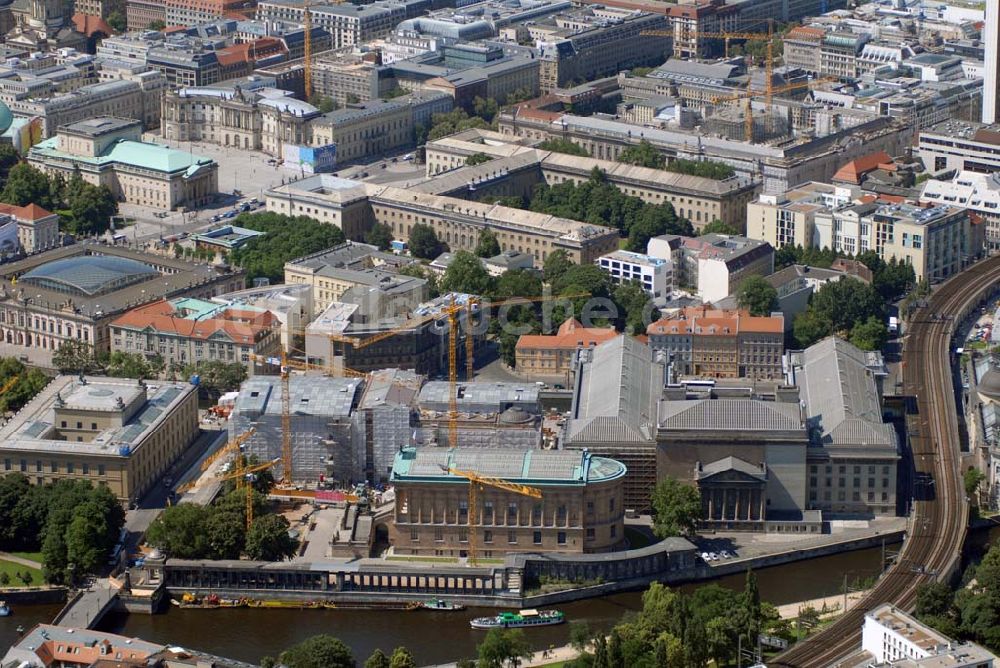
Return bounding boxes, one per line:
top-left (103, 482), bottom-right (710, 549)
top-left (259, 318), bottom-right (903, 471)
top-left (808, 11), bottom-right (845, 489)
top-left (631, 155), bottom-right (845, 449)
top-left (0, 101), bottom-right (12, 135)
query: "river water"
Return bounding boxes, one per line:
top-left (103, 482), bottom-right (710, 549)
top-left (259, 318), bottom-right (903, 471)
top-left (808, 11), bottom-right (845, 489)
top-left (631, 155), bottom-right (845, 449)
top-left (2, 527), bottom-right (994, 664)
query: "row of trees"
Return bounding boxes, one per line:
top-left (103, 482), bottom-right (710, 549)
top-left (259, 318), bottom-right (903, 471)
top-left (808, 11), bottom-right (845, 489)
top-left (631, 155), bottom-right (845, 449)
top-left (0, 475), bottom-right (125, 583)
top-left (511, 168), bottom-right (694, 252)
top-left (616, 140), bottom-right (736, 180)
top-left (565, 575), bottom-right (780, 668)
top-left (774, 245), bottom-right (919, 304)
top-left (915, 538), bottom-right (1000, 652)
top-left (229, 212), bottom-right (347, 286)
top-left (145, 475), bottom-right (297, 561)
top-left (0, 356), bottom-right (50, 414)
top-left (1, 164), bottom-right (118, 237)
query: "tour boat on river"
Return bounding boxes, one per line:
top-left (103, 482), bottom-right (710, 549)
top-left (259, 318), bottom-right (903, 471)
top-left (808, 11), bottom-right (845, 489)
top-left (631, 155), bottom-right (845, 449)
top-left (470, 609), bottom-right (565, 629)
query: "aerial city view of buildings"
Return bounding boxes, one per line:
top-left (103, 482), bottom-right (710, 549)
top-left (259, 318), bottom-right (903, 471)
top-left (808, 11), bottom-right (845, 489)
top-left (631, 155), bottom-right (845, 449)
top-left (0, 0), bottom-right (999, 664)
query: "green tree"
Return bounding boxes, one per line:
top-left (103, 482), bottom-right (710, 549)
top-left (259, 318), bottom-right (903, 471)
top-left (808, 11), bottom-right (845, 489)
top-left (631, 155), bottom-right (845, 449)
top-left (665, 158), bottom-right (735, 180)
top-left (466, 153), bottom-right (494, 167)
top-left (849, 316), bottom-right (888, 351)
top-left (741, 570), bottom-right (762, 647)
top-left (230, 212), bottom-right (346, 286)
top-left (279, 635), bottom-right (356, 668)
top-left (607, 629), bottom-right (624, 668)
top-left (473, 96), bottom-right (500, 123)
top-left (1, 163), bottom-right (59, 210)
top-left (148, 19), bottom-right (166, 30)
top-left (204, 511), bottom-right (245, 560)
top-left (408, 223), bottom-right (444, 260)
top-left (618, 140), bottom-right (665, 169)
top-left (364, 649), bottom-right (391, 668)
top-left (106, 9), bottom-right (126, 31)
top-left (737, 275), bottom-right (778, 316)
top-left (389, 647), bottom-right (415, 668)
top-left (537, 138), bottom-right (590, 157)
top-left (964, 468), bottom-right (986, 501)
top-left (399, 263), bottom-right (439, 298)
top-left (308, 95), bottom-right (337, 113)
top-left (0, 143), bottom-right (20, 182)
top-left (543, 249), bottom-right (574, 284)
top-left (365, 222), bottom-right (394, 251)
top-left (916, 581), bottom-right (956, 619)
top-left (650, 477), bottom-right (701, 538)
top-left (613, 281), bottom-right (657, 334)
top-left (700, 219), bottom-right (741, 235)
top-left (427, 109), bottom-right (490, 141)
top-left (245, 513), bottom-right (298, 561)
top-left (105, 351), bottom-right (163, 379)
top-left (441, 250), bottom-right (494, 296)
top-left (145, 504), bottom-right (211, 559)
top-left (0, 572), bottom-right (9, 586)
top-left (65, 501), bottom-right (110, 575)
top-left (476, 629), bottom-right (533, 668)
top-left (793, 309), bottom-right (833, 349)
top-left (474, 229), bottom-right (501, 258)
top-left (181, 361), bottom-right (247, 398)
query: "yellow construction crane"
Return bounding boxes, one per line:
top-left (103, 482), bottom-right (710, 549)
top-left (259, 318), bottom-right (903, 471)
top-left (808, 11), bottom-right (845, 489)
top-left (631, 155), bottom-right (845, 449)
top-left (200, 428), bottom-right (256, 473)
top-left (280, 350), bottom-right (293, 486)
top-left (442, 464), bottom-right (542, 565)
top-left (708, 75), bottom-right (840, 142)
top-left (218, 457), bottom-right (280, 530)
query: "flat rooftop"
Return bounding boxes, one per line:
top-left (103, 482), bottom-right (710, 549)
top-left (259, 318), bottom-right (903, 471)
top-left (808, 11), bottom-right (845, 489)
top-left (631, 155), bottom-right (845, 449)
top-left (0, 376), bottom-right (195, 457)
top-left (390, 447), bottom-right (627, 486)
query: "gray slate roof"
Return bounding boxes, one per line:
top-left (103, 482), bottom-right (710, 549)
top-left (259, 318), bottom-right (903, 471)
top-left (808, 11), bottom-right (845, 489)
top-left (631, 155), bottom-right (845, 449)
top-left (658, 399), bottom-right (803, 432)
top-left (565, 336), bottom-right (660, 443)
top-left (794, 336), bottom-right (897, 450)
top-left (698, 456), bottom-right (766, 479)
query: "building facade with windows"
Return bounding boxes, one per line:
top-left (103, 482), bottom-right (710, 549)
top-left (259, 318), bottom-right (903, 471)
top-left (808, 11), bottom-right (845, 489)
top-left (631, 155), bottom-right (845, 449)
top-left (515, 318), bottom-right (618, 384)
top-left (389, 447), bottom-right (627, 557)
top-left (110, 298), bottom-right (281, 371)
top-left (596, 250), bottom-right (671, 305)
top-left (0, 203), bottom-right (60, 256)
top-left (0, 246), bottom-right (245, 367)
top-left (646, 307), bottom-right (785, 380)
top-left (0, 375), bottom-right (199, 503)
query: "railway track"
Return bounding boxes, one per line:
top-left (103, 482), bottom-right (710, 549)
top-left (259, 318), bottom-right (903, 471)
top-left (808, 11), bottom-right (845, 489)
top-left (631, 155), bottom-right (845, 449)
top-left (771, 256), bottom-right (1000, 667)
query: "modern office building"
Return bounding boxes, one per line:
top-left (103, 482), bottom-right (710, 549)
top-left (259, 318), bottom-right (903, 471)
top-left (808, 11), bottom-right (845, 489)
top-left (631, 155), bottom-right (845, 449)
top-left (861, 604), bottom-right (998, 666)
top-left (596, 250), bottom-right (671, 306)
top-left (0, 245), bottom-right (245, 366)
top-left (389, 447), bottom-right (627, 557)
top-left (646, 307), bottom-right (785, 380)
top-left (920, 171), bottom-right (1000, 251)
top-left (746, 182), bottom-right (863, 250)
top-left (515, 318), bottom-right (618, 384)
top-left (918, 120), bottom-right (1000, 175)
top-left (27, 118), bottom-right (218, 211)
top-left (648, 234), bottom-right (774, 303)
top-left (110, 298), bottom-right (282, 371)
top-left (0, 375), bottom-right (199, 503)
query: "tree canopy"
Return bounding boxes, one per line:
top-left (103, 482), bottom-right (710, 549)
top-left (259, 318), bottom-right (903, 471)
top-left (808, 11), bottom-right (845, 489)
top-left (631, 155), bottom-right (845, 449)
top-left (427, 109), bottom-right (490, 142)
top-left (0, 477), bottom-right (126, 583)
top-left (665, 158), bottom-right (735, 180)
top-left (441, 250), bottom-right (495, 296)
top-left (527, 168), bottom-right (693, 251)
top-left (736, 275), bottom-right (778, 316)
top-left (793, 277), bottom-right (886, 349)
top-left (230, 212), bottom-right (346, 286)
top-left (409, 223), bottom-right (444, 260)
top-left (650, 477), bottom-right (701, 538)
top-left (245, 513), bottom-right (298, 561)
top-left (537, 138), bottom-right (590, 157)
top-left (700, 219), bottom-right (741, 236)
top-left (365, 223), bottom-right (394, 251)
top-left (618, 140), bottom-right (665, 169)
top-left (279, 635), bottom-right (356, 668)
top-left (475, 229), bottom-right (501, 258)
top-left (466, 153), bottom-right (494, 167)
top-left (0, 357), bottom-right (49, 413)
top-left (0, 163), bottom-right (60, 211)
top-left (476, 629), bottom-right (532, 668)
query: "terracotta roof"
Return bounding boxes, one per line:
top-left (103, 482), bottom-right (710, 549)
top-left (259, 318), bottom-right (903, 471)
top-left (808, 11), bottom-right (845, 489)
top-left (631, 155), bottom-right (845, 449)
top-left (787, 26), bottom-right (825, 39)
top-left (647, 306), bottom-right (783, 336)
top-left (833, 150), bottom-right (894, 184)
top-left (111, 299), bottom-right (279, 343)
top-left (217, 38), bottom-right (285, 66)
top-left (71, 12), bottom-right (112, 37)
top-left (0, 202), bottom-right (55, 221)
top-left (516, 318), bottom-right (618, 350)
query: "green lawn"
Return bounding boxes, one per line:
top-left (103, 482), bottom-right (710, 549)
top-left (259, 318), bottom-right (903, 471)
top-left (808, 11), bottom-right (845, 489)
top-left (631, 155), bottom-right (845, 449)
top-left (8, 551), bottom-right (43, 564)
top-left (0, 558), bottom-right (44, 587)
top-left (386, 555), bottom-right (459, 563)
top-left (537, 662), bottom-right (567, 668)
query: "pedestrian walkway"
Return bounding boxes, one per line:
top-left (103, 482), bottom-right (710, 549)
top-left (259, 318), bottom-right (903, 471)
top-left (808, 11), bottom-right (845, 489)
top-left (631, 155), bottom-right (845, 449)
top-left (776, 589), bottom-right (872, 620)
top-left (0, 552), bottom-right (43, 569)
top-left (52, 579), bottom-right (120, 629)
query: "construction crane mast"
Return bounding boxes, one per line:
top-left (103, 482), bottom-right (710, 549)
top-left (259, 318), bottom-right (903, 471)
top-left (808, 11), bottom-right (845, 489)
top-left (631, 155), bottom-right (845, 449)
top-left (281, 350), bottom-right (293, 485)
top-left (303, 2), bottom-right (313, 100)
top-left (215, 457), bottom-right (279, 530)
top-left (442, 465), bottom-right (542, 565)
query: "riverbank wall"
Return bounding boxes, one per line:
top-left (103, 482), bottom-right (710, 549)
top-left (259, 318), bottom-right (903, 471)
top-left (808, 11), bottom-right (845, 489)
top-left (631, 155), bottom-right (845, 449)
top-left (142, 528), bottom-right (904, 610)
top-left (0, 587), bottom-right (67, 605)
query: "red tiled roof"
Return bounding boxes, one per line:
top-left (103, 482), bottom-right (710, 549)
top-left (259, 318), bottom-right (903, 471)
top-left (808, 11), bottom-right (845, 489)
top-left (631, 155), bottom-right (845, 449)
top-left (516, 318), bottom-right (618, 350)
top-left (833, 151), bottom-right (894, 184)
top-left (71, 12), bottom-right (112, 37)
top-left (647, 306), bottom-right (783, 336)
top-left (0, 202), bottom-right (55, 221)
top-left (787, 26), bottom-right (825, 39)
top-left (111, 299), bottom-right (279, 343)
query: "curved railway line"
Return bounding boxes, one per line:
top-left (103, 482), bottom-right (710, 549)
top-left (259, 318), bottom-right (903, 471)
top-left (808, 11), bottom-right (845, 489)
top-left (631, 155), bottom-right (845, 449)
top-left (772, 255), bottom-right (1000, 667)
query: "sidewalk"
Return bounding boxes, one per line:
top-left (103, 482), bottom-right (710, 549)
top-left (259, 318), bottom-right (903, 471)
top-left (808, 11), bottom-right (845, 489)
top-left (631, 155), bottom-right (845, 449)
top-left (0, 552), bottom-right (43, 569)
top-left (776, 589), bottom-right (872, 620)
